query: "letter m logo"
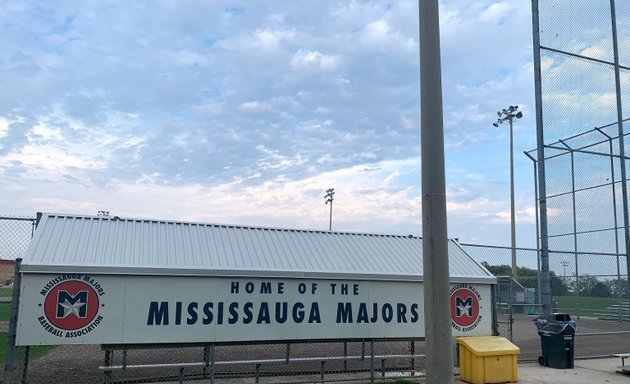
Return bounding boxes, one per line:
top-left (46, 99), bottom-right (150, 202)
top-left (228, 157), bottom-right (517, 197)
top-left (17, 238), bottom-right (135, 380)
top-left (56, 291), bottom-right (88, 318)
top-left (455, 296), bottom-right (473, 317)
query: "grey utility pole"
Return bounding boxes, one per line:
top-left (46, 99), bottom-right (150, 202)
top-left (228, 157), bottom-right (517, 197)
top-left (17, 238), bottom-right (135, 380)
top-left (324, 188), bottom-right (335, 231)
top-left (419, 1), bottom-right (453, 383)
top-left (494, 105), bottom-right (523, 278)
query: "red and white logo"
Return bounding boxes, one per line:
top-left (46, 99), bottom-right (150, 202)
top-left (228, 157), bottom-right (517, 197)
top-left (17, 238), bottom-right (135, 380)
top-left (44, 280), bottom-right (100, 330)
top-left (38, 275), bottom-right (105, 337)
top-left (450, 287), bottom-right (480, 327)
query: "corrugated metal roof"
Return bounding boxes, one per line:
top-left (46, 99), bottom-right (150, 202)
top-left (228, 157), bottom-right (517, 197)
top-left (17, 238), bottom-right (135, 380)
top-left (20, 213), bottom-right (495, 283)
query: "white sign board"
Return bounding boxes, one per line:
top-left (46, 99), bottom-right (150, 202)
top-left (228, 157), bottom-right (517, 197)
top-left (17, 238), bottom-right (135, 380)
top-left (16, 274), bottom-right (492, 345)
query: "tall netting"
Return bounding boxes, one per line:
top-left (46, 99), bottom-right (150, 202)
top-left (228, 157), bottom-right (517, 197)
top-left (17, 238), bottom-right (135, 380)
top-left (532, 0), bottom-right (630, 316)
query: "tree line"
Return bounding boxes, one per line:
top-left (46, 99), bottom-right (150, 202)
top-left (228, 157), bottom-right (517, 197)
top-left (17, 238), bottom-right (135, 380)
top-left (481, 262), bottom-right (628, 298)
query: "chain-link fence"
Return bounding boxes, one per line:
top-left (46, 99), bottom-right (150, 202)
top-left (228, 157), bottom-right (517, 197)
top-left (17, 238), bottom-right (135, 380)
top-left (462, 243), bottom-right (630, 361)
top-left (7, 340), bottom-right (425, 384)
top-left (531, 0), bottom-right (630, 313)
top-left (1, 216), bottom-right (35, 384)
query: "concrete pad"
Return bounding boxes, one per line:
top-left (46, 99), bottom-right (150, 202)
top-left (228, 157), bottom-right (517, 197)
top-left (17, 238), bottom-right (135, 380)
top-left (455, 358), bottom-right (630, 384)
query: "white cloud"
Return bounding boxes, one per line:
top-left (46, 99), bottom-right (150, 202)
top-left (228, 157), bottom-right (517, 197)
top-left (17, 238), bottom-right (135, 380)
top-left (290, 49), bottom-right (338, 70)
top-left (359, 20), bottom-right (415, 53)
top-left (0, 117), bottom-right (10, 143)
top-left (239, 101), bottom-right (273, 111)
top-left (0, 0), bottom-right (549, 248)
top-left (479, 2), bottom-right (513, 23)
top-left (252, 28), bottom-right (295, 50)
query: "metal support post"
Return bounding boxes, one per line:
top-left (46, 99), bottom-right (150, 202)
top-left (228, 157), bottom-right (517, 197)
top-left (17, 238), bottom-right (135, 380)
top-left (510, 117), bottom-right (517, 278)
top-left (609, 0), bottom-right (630, 302)
top-left (370, 339), bottom-right (375, 383)
top-left (104, 350), bottom-right (112, 384)
top-left (203, 345), bottom-right (210, 379)
top-left (410, 341), bottom-right (415, 375)
top-left (508, 278), bottom-right (514, 341)
top-left (568, 149), bottom-right (581, 318)
top-left (531, 0), bottom-right (552, 315)
top-left (20, 346), bottom-right (30, 384)
top-left (3, 258), bottom-right (23, 384)
top-left (210, 344), bottom-right (215, 384)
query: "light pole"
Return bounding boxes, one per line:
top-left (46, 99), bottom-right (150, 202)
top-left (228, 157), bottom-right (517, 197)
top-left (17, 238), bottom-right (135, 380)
top-left (494, 105), bottom-right (523, 278)
top-left (324, 188), bottom-right (335, 231)
top-left (561, 260), bottom-right (569, 279)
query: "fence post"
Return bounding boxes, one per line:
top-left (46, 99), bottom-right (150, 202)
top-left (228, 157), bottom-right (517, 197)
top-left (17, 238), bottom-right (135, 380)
top-left (410, 341), bottom-right (415, 375)
top-left (210, 344), bottom-right (215, 384)
top-left (203, 345), bottom-right (210, 379)
top-left (19, 346), bottom-right (29, 384)
top-left (370, 339), bottom-right (375, 383)
top-left (3, 258), bottom-right (23, 384)
top-left (104, 350), bottom-right (112, 384)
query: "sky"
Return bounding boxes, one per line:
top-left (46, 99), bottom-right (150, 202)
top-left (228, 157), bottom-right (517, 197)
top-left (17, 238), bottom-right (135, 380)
top-left (0, 1), bottom-right (541, 248)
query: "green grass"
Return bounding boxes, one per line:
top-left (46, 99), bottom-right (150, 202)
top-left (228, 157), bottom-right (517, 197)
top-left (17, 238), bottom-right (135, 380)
top-left (553, 295), bottom-right (621, 317)
top-left (0, 288), bottom-right (12, 297)
top-left (0, 333), bottom-right (56, 370)
top-left (0, 303), bottom-right (10, 321)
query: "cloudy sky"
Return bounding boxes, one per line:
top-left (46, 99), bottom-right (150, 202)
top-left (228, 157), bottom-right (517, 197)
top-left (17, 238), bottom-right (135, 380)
top-left (0, 1), bottom-right (540, 247)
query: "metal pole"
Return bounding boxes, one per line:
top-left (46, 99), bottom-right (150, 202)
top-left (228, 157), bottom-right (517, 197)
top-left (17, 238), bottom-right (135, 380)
top-left (608, 136), bottom-right (623, 319)
top-left (325, 188), bottom-right (335, 231)
top-left (508, 277), bottom-right (513, 341)
top-left (20, 346), bottom-right (29, 384)
top-left (329, 199), bottom-right (333, 231)
top-left (531, 0), bottom-right (552, 315)
top-left (419, 1), bottom-right (453, 382)
top-left (370, 339), bottom-right (375, 383)
top-left (570, 150), bottom-right (580, 318)
top-left (610, 0), bottom-right (630, 303)
top-left (509, 118), bottom-right (517, 278)
top-left (534, 159), bottom-right (542, 309)
top-left (524, 151), bottom-right (542, 309)
top-left (3, 258), bottom-right (23, 384)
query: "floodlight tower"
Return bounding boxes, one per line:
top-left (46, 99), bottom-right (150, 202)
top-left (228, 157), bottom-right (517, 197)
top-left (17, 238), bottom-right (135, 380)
top-left (493, 105), bottom-right (523, 278)
top-left (324, 188), bottom-right (335, 231)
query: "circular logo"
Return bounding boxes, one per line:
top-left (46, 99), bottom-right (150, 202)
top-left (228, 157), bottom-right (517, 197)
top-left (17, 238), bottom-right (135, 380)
top-left (43, 280), bottom-right (100, 331)
top-left (450, 288), bottom-right (480, 327)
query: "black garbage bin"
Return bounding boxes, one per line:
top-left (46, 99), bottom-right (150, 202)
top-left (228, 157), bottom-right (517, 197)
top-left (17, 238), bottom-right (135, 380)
top-left (533, 313), bottom-right (576, 369)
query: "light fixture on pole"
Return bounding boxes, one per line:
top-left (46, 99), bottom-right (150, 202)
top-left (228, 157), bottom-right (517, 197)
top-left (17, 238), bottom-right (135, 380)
top-left (493, 105), bottom-right (523, 278)
top-left (324, 188), bottom-right (335, 231)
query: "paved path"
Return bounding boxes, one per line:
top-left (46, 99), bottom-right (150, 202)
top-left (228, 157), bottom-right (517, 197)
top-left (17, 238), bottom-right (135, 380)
top-left (456, 357), bottom-right (630, 384)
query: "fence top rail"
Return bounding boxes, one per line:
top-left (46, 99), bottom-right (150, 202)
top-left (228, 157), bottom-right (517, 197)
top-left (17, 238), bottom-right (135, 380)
top-left (99, 353), bottom-right (427, 371)
top-left (0, 216), bottom-right (35, 222)
top-left (101, 338), bottom-right (425, 351)
top-left (460, 243), bottom-right (627, 258)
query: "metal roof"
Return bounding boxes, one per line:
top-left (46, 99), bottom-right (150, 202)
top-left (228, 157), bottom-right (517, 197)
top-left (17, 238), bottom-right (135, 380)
top-left (20, 213), bottom-right (495, 283)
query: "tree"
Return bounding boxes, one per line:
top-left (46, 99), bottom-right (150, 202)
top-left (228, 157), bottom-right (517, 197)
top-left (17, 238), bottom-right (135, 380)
top-left (590, 281), bottom-right (612, 297)
top-left (608, 278), bottom-right (629, 298)
top-left (567, 275), bottom-right (612, 298)
top-left (480, 262), bottom-right (569, 296)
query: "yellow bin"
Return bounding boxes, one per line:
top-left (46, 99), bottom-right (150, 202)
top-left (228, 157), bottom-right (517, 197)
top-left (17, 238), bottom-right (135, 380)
top-left (457, 336), bottom-right (519, 384)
